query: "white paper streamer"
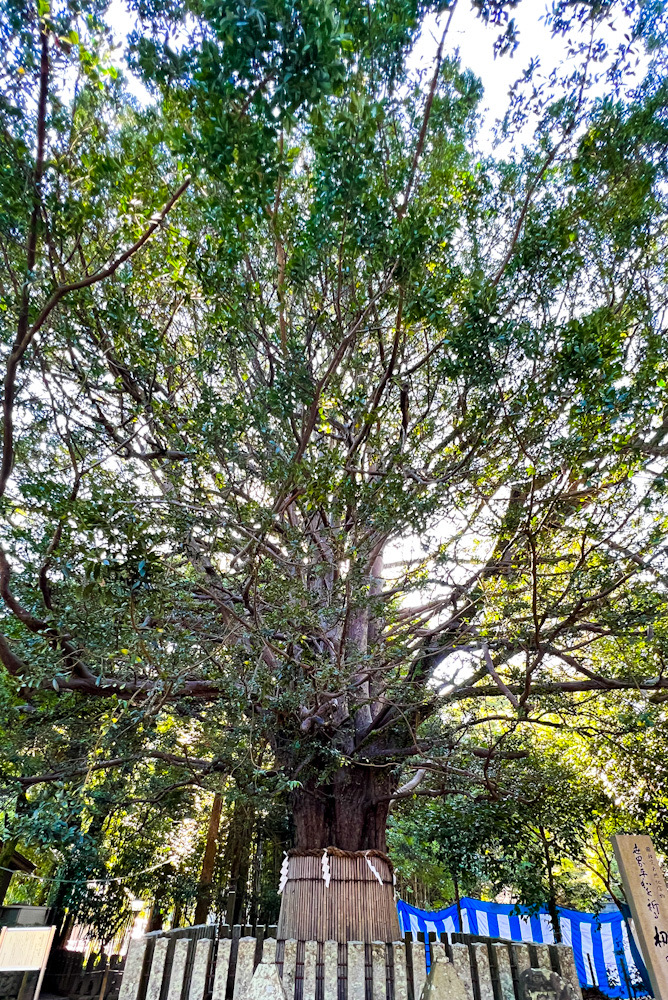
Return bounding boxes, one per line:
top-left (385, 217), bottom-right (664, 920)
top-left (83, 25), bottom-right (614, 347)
top-left (322, 848), bottom-right (331, 888)
top-left (278, 853), bottom-right (289, 894)
top-left (365, 852), bottom-right (384, 886)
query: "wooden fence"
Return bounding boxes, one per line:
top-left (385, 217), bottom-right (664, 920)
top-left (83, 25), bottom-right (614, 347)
top-left (44, 950), bottom-right (126, 1000)
top-left (117, 923), bottom-right (584, 1000)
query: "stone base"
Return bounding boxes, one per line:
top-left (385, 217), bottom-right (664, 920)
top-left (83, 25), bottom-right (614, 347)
top-left (420, 957), bottom-right (469, 1000)
top-left (519, 968), bottom-right (578, 1000)
top-left (245, 962), bottom-right (287, 1000)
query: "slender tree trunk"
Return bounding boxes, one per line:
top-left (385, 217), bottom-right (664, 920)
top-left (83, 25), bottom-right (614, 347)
top-left (248, 828), bottom-right (263, 928)
top-left (193, 793), bottom-right (223, 926)
top-left (453, 875), bottom-right (464, 932)
top-left (223, 801), bottom-right (255, 925)
top-left (0, 794), bottom-right (31, 906)
top-left (539, 826), bottom-right (562, 943)
top-left (0, 839), bottom-right (17, 906)
top-left (147, 859), bottom-right (174, 933)
top-left (147, 904), bottom-right (164, 933)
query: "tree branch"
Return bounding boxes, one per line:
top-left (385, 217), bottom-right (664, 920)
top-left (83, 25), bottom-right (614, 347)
top-left (0, 177), bottom-right (190, 497)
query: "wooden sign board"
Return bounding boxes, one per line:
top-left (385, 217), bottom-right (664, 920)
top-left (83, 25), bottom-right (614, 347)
top-left (0, 925), bottom-right (56, 1000)
top-left (612, 834), bottom-right (668, 1000)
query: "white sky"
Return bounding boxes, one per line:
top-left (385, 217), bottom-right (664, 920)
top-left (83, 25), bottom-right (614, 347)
top-left (105, 2), bottom-right (568, 119)
top-left (106, 0), bottom-right (641, 144)
top-left (412, 3), bottom-right (557, 127)
top-left (413, 2), bottom-right (647, 150)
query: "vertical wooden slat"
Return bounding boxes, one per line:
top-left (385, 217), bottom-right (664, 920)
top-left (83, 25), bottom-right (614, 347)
top-left (188, 939), bottom-right (212, 1000)
top-left (232, 939), bottom-right (255, 1000)
top-left (282, 940), bottom-right (298, 1000)
top-left (404, 934), bottom-right (414, 998)
top-left (119, 939), bottom-right (149, 1000)
top-left (228, 927), bottom-right (241, 995)
top-left (491, 945), bottom-right (514, 1000)
top-left (411, 942), bottom-right (426, 1000)
top-left (554, 945), bottom-right (582, 999)
top-left (277, 852), bottom-right (400, 943)
top-left (393, 942), bottom-right (408, 1000)
top-left (303, 941), bottom-right (317, 1000)
top-left (371, 942), bottom-right (385, 1000)
top-left (473, 943), bottom-right (494, 1000)
top-left (145, 939), bottom-right (169, 1000)
top-left (211, 940), bottom-right (231, 1000)
top-left (323, 941), bottom-right (338, 1000)
top-left (254, 926), bottom-right (266, 970)
top-left (99, 957), bottom-right (111, 1000)
top-left (348, 942), bottom-right (365, 1000)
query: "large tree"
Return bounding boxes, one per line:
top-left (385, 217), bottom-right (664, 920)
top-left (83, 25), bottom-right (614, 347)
top-left (2, 0), bottom-right (668, 935)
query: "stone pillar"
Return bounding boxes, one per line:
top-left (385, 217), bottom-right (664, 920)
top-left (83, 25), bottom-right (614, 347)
top-left (612, 834), bottom-right (668, 1000)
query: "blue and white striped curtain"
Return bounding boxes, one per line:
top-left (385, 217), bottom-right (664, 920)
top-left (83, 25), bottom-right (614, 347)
top-left (396, 896), bottom-right (649, 998)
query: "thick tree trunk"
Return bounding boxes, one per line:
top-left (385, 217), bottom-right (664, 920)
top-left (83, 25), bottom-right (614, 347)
top-left (278, 765), bottom-right (400, 942)
top-left (291, 764), bottom-right (394, 852)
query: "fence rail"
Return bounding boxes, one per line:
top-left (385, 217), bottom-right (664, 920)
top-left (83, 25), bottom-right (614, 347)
top-left (116, 924), bottom-right (584, 1000)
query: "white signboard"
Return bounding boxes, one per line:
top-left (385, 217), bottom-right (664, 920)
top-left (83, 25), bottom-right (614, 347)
top-left (0, 925), bottom-right (56, 1000)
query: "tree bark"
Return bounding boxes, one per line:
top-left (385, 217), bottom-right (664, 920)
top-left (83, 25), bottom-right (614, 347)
top-left (291, 764), bottom-right (394, 852)
top-left (147, 903), bottom-right (164, 933)
top-left (193, 792), bottom-right (223, 925)
top-left (278, 764), bottom-right (400, 941)
top-left (539, 826), bottom-right (562, 943)
top-left (223, 801), bottom-right (255, 925)
top-left (0, 839), bottom-right (17, 906)
top-left (453, 875), bottom-right (463, 932)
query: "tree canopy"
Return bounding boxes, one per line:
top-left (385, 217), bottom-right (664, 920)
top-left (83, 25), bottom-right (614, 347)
top-left (2, 0), bottom-right (668, 930)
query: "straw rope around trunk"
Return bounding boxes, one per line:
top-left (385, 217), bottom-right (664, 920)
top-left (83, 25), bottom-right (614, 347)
top-left (276, 848), bottom-right (401, 943)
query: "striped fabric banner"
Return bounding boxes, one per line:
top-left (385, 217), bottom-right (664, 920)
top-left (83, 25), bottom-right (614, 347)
top-left (397, 896), bottom-right (649, 998)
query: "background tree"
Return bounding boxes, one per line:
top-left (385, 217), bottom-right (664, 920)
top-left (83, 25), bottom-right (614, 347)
top-left (389, 733), bottom-right (633, 928)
